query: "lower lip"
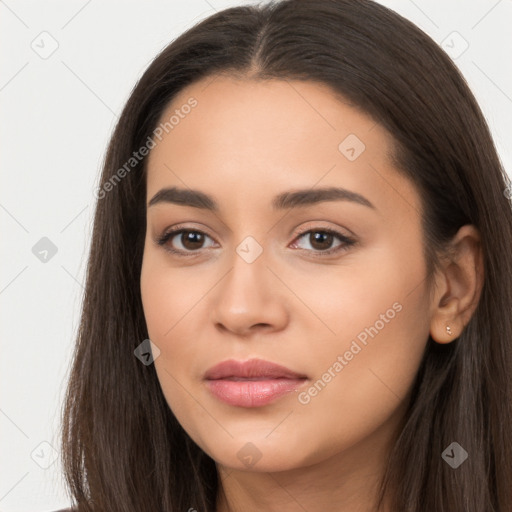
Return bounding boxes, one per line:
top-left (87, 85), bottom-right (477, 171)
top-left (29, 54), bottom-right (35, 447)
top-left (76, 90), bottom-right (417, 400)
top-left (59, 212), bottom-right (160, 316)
top-left (205, 378), bottom-right (307, 407)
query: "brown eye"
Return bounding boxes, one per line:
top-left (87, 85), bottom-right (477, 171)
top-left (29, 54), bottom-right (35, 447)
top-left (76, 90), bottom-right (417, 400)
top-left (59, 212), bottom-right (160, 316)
top-left (179, 230), bottom-right (206, 250)
top-left (156, 228), bottom-right (216, 254)
top-left (309, 231), bottom-right (335, 250)
top-left (291, 228), bottom-right (356, 256)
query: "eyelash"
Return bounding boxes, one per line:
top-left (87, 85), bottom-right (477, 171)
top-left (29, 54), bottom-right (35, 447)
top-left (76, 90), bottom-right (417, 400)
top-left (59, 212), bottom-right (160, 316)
top-left (155, 224), bottom-right (356, 258)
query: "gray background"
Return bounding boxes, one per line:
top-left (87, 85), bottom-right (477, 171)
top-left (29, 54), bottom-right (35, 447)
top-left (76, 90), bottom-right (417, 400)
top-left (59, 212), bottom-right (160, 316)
top-left (1, 1), bottom-right (511, 510)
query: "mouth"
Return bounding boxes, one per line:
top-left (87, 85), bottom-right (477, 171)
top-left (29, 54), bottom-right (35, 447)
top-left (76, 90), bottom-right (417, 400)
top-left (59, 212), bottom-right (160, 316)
top-left (203, 358), bottom-right (308, 408)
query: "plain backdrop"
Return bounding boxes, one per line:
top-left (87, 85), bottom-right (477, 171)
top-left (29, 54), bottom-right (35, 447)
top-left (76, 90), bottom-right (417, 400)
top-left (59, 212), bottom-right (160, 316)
top-left (1, 1), bottom-right (511, 510)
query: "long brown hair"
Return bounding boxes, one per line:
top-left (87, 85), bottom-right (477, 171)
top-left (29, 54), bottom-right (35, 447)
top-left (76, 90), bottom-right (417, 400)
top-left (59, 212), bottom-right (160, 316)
top-left (60, 0), bottom-right (512, 510)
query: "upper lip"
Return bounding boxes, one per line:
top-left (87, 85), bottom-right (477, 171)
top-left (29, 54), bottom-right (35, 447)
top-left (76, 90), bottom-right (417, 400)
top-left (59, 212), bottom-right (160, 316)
top-left (204, 358), bottom-right (307, 380)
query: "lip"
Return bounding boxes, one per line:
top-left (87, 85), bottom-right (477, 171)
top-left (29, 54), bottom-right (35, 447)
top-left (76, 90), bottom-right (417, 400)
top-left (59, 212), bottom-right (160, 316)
top-left (204, 358), bottom-right (308, 407)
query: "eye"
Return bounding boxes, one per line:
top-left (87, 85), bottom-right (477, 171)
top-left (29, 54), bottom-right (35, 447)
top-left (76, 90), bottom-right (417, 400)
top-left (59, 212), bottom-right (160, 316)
top-left (290, 228), bottom-right (356, 256)
top-left (155, 225), bottom-right (356, 258)
top-left (156, 227), bottom-right (216, 255)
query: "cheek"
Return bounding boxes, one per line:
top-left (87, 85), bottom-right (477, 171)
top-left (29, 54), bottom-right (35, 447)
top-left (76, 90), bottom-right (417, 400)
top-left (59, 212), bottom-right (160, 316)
top-left (290, 238), bottom-right (430, 443)
top-left (291, 300), bottom-right (427, 468)
top-left (140, 248), bottom-right (206, 342)
top-left (140, 248), bottom-right (218, 409)
top-left (140, 255), bottom-right (206, 438)
top-left (281, 242), bottom-right (428, 352)
top-left (140, 250), bottom-right (176, 339)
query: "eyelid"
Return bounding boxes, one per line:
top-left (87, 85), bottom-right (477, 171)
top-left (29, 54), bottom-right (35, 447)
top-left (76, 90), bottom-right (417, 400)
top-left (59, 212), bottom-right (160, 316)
top-left (289, 224), bottom-right (356, 256)
top-left (290, 221), bottom-right (355, 241)
top-left (154, 223), bottom-right (218, 253)
top-left (155, 222), bottom-right (356, 257)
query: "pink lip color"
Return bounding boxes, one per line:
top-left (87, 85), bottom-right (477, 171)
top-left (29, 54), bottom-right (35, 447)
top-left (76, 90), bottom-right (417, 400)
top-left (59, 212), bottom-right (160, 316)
top-left (204, 358), bottom-right (307, 408)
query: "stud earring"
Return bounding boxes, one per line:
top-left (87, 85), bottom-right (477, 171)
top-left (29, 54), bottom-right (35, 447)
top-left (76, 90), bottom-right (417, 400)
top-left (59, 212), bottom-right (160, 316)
top-left (446, 325), bottom-right (453, 336)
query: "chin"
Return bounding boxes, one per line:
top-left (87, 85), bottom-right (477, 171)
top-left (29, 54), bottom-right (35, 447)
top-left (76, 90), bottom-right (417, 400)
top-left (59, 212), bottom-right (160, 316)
top-left (201, 435), bottom-right (320, 473)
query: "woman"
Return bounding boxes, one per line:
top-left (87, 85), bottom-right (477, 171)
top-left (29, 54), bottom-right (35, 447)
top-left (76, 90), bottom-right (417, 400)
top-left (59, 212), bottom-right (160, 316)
top-left (59, 0), bottom-right (512, 511)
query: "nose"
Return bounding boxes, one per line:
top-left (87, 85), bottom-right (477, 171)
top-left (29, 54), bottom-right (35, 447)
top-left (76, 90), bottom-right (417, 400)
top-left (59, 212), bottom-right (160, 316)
top-left (210, 249), bottom-right (290, 338)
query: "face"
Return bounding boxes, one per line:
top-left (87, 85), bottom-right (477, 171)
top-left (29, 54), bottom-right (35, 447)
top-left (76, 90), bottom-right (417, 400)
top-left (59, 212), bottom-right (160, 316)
top-left (140, 75), bottom-right (432, 473)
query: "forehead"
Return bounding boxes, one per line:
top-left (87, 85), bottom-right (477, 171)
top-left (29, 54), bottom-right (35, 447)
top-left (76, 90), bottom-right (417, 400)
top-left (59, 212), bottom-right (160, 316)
top-left (148, 75), bottom-right (380, 166)
top-left (145, 75), bottom-right (421, 219)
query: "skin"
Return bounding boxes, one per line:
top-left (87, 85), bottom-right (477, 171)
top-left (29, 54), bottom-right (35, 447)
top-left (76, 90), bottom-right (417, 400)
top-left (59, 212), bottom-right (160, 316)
top-left (140, 75), bottom-right (483, 512)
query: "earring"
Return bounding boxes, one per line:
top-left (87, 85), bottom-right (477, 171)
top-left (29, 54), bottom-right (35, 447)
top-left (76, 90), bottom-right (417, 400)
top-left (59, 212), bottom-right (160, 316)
top-left (446, 325), bottom-right (453, 336)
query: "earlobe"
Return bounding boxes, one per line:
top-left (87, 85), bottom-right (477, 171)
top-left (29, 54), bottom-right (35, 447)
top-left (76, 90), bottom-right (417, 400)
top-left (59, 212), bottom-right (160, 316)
top-left (429, 224), bottom-right (484, 344)
top-left (430, 309), bottom-right (461, 344)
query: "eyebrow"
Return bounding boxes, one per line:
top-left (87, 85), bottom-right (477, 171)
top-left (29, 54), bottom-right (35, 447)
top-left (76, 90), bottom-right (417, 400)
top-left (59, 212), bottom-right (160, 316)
top-left (148, 186), bottom-right (376, 211)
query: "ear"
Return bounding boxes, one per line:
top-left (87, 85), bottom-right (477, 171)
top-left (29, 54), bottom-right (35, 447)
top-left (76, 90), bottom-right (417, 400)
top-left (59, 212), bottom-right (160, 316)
top-left (429, 224), bottom-right (484, 344)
